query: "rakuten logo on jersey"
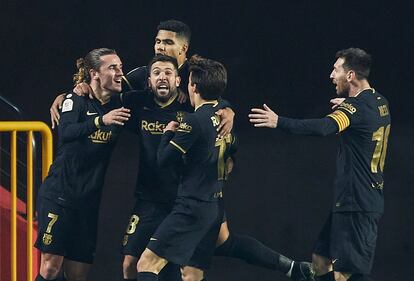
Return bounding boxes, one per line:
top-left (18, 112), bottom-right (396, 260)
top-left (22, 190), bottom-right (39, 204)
top-left (141, 120), bottom-right (166, 134)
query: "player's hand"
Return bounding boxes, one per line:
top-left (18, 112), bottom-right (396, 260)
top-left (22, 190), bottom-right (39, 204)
top-left (74, 82), bottom-right (94, 99)
top-left (216, 108), bottom-right (234, 138)
top-left (330, 98), bottom-right (345, 110)
top-left (226, 157), bottom-right (234, 174)
top-left (50, 93), bottom-right (66, 129)
top-left (102, 107), bottom-right (131, 126)
top-left (177, 88), bottom-right (188, 104)
top-left (249, 104), bottom-right (278, 128)
top-left (164, 121), bottom-right (179, 133)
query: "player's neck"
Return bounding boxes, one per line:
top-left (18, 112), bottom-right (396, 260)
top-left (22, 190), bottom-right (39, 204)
top-left (194, 98), bottom-right (218, 111)
top-left (177, 56), bottom-right (186, 69)
top-left (348, 80), bottom-right (371, 97)
top-left (90, 83), bottom-right (112, 104)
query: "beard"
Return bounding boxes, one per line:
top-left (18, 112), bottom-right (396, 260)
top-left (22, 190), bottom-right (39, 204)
top-left (336, 78), bottom-right (350, 97)
top-left (151, 85), bottom-right (177, 103)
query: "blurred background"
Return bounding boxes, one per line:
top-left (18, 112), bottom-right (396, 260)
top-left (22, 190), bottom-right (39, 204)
top-left (1, 1), bottom-right (413, 280)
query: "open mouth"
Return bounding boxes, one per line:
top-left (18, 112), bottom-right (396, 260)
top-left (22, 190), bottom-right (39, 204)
top-left (157, 83), bottom-right (169, 95)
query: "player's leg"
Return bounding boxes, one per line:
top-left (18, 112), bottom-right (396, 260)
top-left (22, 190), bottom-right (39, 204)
top-left (122, 200), bottom-right (181, 281)
top-left (215, 219), bottom-right (314, 280)
top-left (180, 266), bottom-right (205, 281)
top-left (314, 213), bottom-right (380, 281)
top-left (63, 206), bottom-right (99, 281)
top-left (123, 255), bottom-right (138, 280)
top-left (62, 260), bottom-right (91, 281)
top-left (36, 253), bottom-right (64, 280)
top-left (34, 197), bottom-right (70, 280)
top-left (137, 248), bottom-right (168, 280)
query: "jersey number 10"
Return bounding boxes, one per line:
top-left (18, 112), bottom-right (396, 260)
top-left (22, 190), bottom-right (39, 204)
top-left (371, 124), bottom-right (391, 173)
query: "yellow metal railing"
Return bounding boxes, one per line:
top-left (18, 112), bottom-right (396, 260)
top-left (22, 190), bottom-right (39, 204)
top-left (0, 121), bottom-right (53, 281)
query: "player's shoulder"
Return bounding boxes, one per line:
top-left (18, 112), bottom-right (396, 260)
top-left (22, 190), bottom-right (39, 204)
top-left (61, 92), bottom-right (85, 113)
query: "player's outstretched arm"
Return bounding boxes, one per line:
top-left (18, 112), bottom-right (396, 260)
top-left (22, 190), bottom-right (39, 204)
top-left (248, 104), bottom-right (278, 128)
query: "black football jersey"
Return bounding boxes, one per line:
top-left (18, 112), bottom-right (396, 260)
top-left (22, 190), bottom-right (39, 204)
top-left (158, 100), bottom-right (236, 202)
top-left (39, 93), bottom-right (123, 208)
top-left (122, 91), bottom-right (192, 204)
top-left (327, 89), bottom-right (391, 213)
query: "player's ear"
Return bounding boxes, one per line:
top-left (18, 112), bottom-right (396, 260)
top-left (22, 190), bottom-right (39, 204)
top-left (346, 70), bottom-right (354, 81)
top-left (90, 69), bottom-right (99, 80)
top-left (180, 42), bottom-right (188, 55)
top-left (148, 77), bottom-right (151, 88)
top-left (175, 76), bottom-right (181, 87)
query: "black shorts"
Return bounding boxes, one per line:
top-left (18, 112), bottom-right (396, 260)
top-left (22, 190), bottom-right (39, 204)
top-left (148, 197), bottom-right (224, 270)
top-left (313, 212), bottom-right (381, 274)
top-left (122, 199), bottom-right (173, 257)
top-left (34, 196), bottom-right (99, 264)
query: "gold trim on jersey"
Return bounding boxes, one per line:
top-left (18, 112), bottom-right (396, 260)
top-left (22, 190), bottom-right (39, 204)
top-left (195, 100), bottom-right (219, 112)
top-left (122, 76), bottom-right (133, 91)
top-left (154, 92), bottom-right (178, 108)
top-left (94, 116), bottom-right (101, 129)
top-left (327, 110), bottom-right (350, 132)
top-left (170, 140), bottom-right (186, 154)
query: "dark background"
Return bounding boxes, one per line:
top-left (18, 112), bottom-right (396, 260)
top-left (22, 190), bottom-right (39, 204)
top-left (1, 1), bottom-right (413, 280)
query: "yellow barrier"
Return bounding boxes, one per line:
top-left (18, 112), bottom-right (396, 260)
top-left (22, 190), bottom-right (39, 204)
top-left (0, 121), bottom-right (53, 281)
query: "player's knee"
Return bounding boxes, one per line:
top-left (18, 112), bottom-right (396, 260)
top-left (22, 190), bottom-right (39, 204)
top-left (123, 255), bottom-right (138, 277)
top-left (180, 266), bottom-right (204, 281)
top-left (39, 256), bottom-right (62, 279)
top-left (312, 253), bottom-right (332, 276)
top-left (137, 249), bottom-right (165, 273)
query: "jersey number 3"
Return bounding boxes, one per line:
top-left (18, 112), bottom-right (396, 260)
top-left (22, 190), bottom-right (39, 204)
top-left (371, 124), bottom-right (390, 173)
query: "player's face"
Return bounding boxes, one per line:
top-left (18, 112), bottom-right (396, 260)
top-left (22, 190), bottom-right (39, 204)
top-left (154, 30), bottom-right (185, 60)
top-left (94, 54), bottom-right (123, 93)
top-left (330, 58), bottom-right (350, 96)
top-left (188, 72), bottom-right (196, 107)
top-left (149, 61), bottom-right (180, 103)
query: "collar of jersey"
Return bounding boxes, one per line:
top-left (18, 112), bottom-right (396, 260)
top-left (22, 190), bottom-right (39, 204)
top-left (195, 100), bottom-right (218, 112)
top-left (154, 92), bottom-right (178, 108)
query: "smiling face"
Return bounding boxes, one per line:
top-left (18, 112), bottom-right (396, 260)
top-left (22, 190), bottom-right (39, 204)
top-left (330, 57), bottom-right (350, 96)
top-left (92, 54), bottom-right (123, 93)
top-left (149, 60), bottom-right (180, 103)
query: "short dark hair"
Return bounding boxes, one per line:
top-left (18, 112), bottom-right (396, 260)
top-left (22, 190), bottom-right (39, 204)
top-left (189, 54), bottom-right (227, 100)
top-left (73, 48), bottom-right (117, 85)
top-left (336, 47), bottom-right (372, 80)
top-left (157, 19), bottom-right (191, 44)
top-left (148, 54), bottom-right (179, 73)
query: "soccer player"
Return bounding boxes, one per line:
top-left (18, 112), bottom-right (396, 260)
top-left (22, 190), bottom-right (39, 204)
top-left (34, 48), bottom-right (131, 281)
top-left (249, 48), bottom-right (391, 281)
top-left (136, 55), bottom-right (231, 281)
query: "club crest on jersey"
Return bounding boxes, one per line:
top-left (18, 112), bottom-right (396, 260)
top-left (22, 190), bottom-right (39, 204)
top-left (176, 111), bottom-right (185, 123)
top-left (89, 129), bottom-right (113, 143)
top-left (141, 120), bottom-right (165, 134)
top-left (338, 102), bottom-right (357, 114)
top-left (177, 122), bottom-right (192, 133)
top-left (42, 233), bottom-right (53, 245)
top-left (61, 99), bottom-right (73, 112)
